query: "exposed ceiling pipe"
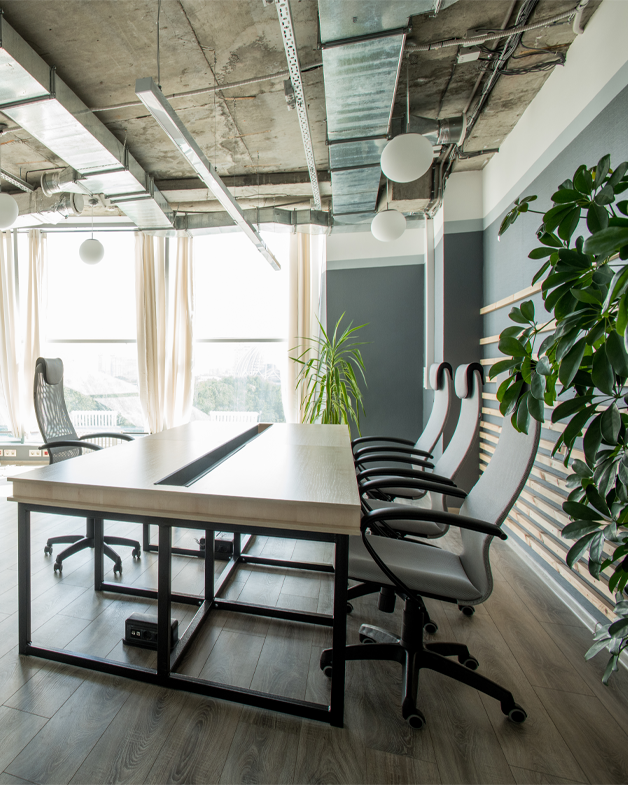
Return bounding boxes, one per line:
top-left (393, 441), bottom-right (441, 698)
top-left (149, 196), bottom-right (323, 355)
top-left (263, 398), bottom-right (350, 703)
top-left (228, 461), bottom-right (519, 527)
top-left (135, 77), bottom-right (281, 269)
top-left (0, 13), bottom-right (174, 231)
top-left (573, 0), bottom-right (590, 34)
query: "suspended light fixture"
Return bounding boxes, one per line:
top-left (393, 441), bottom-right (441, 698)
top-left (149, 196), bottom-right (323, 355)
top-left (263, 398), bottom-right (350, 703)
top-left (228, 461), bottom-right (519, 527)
top-left (79, 197), bottom-right (104, 264)
top-left (380, 60), bottom-right (433, 184)
top-left (0, 128), bottom-right (19, 230)
top-left (371, 179), bottom-right (406, 242)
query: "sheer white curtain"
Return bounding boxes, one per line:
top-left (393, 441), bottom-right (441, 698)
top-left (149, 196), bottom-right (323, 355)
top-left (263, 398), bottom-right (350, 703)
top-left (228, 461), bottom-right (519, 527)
top-left (165, 233), bottom-right (194, 428)
top-left (135, 232), bottom-right (167, 433)
top-left (135, 232), bottom-right (195, 433)
top-left (23, 230), bottom-right (47, 433)
top-left (282, 232), bottom-right (326, 424)
top-left (0, 230), bottom-right (24, 436)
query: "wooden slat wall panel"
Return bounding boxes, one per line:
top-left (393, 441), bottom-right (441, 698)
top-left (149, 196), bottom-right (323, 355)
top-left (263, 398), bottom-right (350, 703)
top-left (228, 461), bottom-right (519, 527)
top-left (480, 288), bottom-right (609, 622)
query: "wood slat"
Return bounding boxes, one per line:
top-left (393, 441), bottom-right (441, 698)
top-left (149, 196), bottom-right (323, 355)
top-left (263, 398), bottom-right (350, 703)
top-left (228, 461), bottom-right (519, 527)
top-left (480, 321), bottom-right (555, 345)
top-left (480, 283), bottom-right (542, 315)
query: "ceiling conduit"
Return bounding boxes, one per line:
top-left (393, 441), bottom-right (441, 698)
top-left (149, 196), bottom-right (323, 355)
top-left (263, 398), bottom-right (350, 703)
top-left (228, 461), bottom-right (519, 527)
top-left (318, 0), bottom-right (459, 218)
top-left (0, 13), bottom-right (174, 231)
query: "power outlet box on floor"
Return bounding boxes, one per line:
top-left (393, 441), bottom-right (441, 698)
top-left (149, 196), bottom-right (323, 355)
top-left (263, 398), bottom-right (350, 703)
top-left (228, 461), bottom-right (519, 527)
top-left (124, 612), bottom-right (179, 650)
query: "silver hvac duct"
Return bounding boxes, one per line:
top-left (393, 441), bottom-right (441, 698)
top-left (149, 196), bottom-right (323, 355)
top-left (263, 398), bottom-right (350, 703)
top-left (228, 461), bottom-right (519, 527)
top-left (12, 188), bottom-right (85, 222)
top-left (0, 14), bottom-right (173, 231)
top-left (174, 207), bottom-right (330, 236)
top-left (318, 0), bottom-right (460, 217)
top-left (408, 115), bottom-right (466, 147)
top-left (40, 167), bottom-right (89, 197)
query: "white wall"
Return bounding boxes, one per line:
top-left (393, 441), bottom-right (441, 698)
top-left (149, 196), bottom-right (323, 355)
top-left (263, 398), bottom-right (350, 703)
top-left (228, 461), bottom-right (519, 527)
top-left (443, 171), bottom-right (483, 229)
top-left (482, 0), bottom-right (628, 227)
top-left (326, 224), bottom-right (426, 270)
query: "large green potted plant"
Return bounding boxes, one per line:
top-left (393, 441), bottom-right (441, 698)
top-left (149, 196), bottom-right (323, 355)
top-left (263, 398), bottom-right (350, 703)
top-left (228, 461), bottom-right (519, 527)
top-left (291, 313), bottom-right (367, 433)
top-left (495, 154), bottom-right (628, 682)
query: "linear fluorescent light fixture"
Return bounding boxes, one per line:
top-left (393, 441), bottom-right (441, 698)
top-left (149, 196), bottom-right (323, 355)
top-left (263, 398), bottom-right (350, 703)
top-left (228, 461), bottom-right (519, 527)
top-left (135, 77), bottom-right (280, 270)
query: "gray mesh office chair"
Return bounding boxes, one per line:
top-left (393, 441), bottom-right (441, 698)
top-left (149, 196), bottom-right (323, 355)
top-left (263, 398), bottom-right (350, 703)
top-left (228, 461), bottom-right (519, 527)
top-left (34, 357), bottom-right (141, 575)
top-left (352, 362), bottom-right (453, 469)
top-left (320, 416), bottom-right (540, 729)
top-left (347, 364), bottom-right (483, 616)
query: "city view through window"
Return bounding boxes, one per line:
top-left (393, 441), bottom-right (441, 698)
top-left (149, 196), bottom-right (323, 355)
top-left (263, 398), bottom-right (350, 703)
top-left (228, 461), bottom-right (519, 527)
top-left (0, 229), bottom-right (289, 438)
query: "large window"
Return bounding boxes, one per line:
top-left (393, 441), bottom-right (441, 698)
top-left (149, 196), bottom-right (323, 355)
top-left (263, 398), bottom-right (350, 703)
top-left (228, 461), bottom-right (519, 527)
top-left (192, 231), bottom-right (289, 423)
top-left (42, 231), bottom-right (143, 434)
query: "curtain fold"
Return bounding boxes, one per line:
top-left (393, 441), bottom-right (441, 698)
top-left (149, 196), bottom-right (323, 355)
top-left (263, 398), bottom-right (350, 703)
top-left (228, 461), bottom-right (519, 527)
top-left (135, 232), bottom-right (167, 433)
top-left (23, 229), bottom-right (47, 434)
top-left (0, 230), bottom-right (24, 436)
top-left (165, 234), bottom-right (194, 428)
top-left (282, 232), bottom-right (326, 424)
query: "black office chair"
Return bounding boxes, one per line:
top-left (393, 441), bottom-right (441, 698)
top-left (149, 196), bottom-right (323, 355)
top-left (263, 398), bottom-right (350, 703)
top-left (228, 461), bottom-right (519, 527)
top-left (320, 416), bottom-right (540, 729)
top-left (34, 357), bottom-right (141, 575)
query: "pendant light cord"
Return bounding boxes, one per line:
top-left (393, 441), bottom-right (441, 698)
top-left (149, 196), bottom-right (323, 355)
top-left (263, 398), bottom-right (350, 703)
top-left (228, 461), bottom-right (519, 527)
top-left (157, 0), bottom-right (162, 89)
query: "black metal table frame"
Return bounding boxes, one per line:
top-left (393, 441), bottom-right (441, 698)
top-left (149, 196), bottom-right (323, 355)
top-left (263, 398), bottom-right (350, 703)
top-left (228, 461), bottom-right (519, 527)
top-left (17, 502), bottom-right (349, 726)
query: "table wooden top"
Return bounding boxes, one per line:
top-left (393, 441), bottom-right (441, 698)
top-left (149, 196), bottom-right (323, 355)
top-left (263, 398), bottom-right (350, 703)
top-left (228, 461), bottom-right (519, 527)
top-left (9, 423), bottom-right (362, 536)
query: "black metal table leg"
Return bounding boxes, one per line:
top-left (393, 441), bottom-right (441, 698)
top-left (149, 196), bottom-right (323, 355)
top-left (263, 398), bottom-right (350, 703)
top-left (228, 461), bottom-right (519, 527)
top-left (18, 504), bottom-right (31, 654)
top-left (157, 523), bottom-right (172, 677)
top-left (205, 529), bottom-right (215, 603)
top-left (233, 532), bottom-right (241, 559)
top-left (94, 518), bottom-right (104, 591)
top-left (329, 533), bottom-right (348, 727)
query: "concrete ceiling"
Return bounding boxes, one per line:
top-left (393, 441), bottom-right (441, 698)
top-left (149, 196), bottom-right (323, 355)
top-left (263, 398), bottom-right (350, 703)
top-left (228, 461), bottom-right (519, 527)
top-left (0, 0), bottom-right (601, 219)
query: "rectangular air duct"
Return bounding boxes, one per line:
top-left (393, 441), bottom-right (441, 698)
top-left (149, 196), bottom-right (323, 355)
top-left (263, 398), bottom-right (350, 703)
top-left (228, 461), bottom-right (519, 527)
top-left (0, 13), bottom-right (173, 231)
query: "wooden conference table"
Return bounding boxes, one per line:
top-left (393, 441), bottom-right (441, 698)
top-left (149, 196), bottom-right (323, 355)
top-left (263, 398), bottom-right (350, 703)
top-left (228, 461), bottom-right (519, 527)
top-left (10, 422), bottom-right (362, 726)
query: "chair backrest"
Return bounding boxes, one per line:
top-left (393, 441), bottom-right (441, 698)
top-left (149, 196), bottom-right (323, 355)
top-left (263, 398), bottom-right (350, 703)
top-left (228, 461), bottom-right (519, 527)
top-left (415, 362), bottom-right (453, 455)
top-left (433, 364), bottom-right (483, 481)
top-left (33, 357), bottom-right (81, 463)
top-left (458, 414), bottom-right (541, 602)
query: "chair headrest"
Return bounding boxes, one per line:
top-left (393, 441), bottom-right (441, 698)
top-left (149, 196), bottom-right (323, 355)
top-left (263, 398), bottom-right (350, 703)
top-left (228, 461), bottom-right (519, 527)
top-left (455, 363), bottom-right (484, 399)
top-left (38, 358), bottom-right (64, 386)
top-left (429, 362), bottom-right (453, 391)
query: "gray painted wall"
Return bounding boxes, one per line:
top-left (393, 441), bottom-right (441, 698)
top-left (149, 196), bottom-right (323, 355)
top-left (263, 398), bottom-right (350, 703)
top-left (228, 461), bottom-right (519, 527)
top-left (326, 264), bottom-right (424, 440)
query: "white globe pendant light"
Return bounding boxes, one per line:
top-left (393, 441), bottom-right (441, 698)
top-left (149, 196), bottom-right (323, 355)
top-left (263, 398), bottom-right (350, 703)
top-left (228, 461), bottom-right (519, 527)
top-left (371, 208), bottom-right (406, 242)
top-left (79, 237), bottom-right (105, 264)
top-left (0, 192), bottom-right (19, 230)
top-left (79, 196), bottom-right (104, 264)
top-left (381, 132), bottom-right (433, 184)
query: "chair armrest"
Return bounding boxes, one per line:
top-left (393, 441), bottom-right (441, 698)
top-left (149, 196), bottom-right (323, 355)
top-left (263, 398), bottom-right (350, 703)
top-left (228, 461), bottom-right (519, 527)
top-left (80, 432), bottom-right (134, 442)
top-left (352, 435), bottom-right (416, 450)
top-left (360, 477), bottom-right (468, 499)
top-left (356, 467), bottom-right (457, 488)
top-left (41, 440), bottom-right (102, 453)
top-left (354, 444), bottom-right (432, 459)
top-left (362, 507), bottom-right (507, 540)
top-left (355, 453), bottom-right (434, 470)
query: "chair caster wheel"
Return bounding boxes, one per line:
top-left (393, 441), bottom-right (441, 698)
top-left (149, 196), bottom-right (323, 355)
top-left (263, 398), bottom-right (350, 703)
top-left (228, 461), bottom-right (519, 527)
top-left (132, 547), bottom-right (141, 559)
top-left (461, 656), bottom-right (479, 671)
top-left (319, 650), bottom-right (332, 676)
top-left (113, 563), bottom-right (122, 576)
top-left (459, 605), bottom-right (475, 617)
top-left (424, 621), bottom-right (438, 635)
top-left (405, 710), bottom-right (426, 729)
top-left (506, 704), bottom-right (527, 724)
top-left (346, 602), bottom-right (353, 614)
top-left (359, 633), bottom-right (375, 644)
top-left (322, 665), bottom-right (333, 678)
top-left (44, 545), bottom-right (53, 556)
top-left (53, 562), bottom-right (62, 574)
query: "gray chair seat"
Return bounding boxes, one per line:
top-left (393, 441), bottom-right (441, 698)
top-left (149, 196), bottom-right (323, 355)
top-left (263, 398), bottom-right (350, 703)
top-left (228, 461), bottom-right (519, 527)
top-left (365, 498), bottom-right (446, 537)
top-left (349, 534), bottom-right (482, 602)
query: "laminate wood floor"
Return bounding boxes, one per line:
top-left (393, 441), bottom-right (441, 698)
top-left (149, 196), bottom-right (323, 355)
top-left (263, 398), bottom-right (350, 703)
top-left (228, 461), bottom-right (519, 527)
top-left (0, 494), bottom-right (625, 784)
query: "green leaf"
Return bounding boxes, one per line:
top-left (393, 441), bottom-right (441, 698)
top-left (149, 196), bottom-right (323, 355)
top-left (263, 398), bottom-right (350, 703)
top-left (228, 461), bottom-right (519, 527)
top-left (498, 336), bottom-right (527, 357)
top-left (566, 531), bottom-right (599, 568)
top-left (595, 184), bottom-right (615, 205)
top-left (587, 203), bottom-right (610, 233)
top-left (574, 165), bottom-right (593, 194)
top-left (607, 330), bottom-right (628, 377)
top-left (543, 204), bottom-right (575, 234)
top-left (508, 307), bottom-right (529, 325)
top-left (528, 247), bottom-right (554, 259)
top-left (532, 260), bottom-right (552, 285)
top-left (601, 404), bottom-right (621, 444)
top-left (584, 227), bottom-right (628, 258)
top-left (562, 521), bottom-right (601, 539)
top-left (585, 485), bottom-right (611, 517)
top-left (537, 230), bottom-right (563, 248)
top-left (536, 355), bottom-right (552, 376)
top-left (589, 532), bottom-right (605, 578)
top-left (556, 327), bottom-right (581, 362)
top-left (595, 154), bottom-right (611, 186)
top-left (552, 189), bottom-right (581, 203)
top-left (499, 380), bottom-right (523, 417)
top-left (530, 371), bottom-right (545, 400)
top-left (617, 292), bottom-right (628, 337)
top-left (516, 391), bottom-right (530, 434)
top-left (585, 638), bottom-right (612, 660)
top-left (591, 344), bottom-right (615, 395)
top-left (562, 407), bottom-right (594, 449)
top-left (520, 300), bottom-right (535, 322)
top-left (572, 288), bottom-right (603, 305)
top-left (558, 248), bottom-right (592, 269)
top-left (558, 207), bottom-right (581, 242)
top-left (609, 162), bottom-right (628, 188)
top-left (488, 358), bottom-right (519, 379)
top-left (609, 617), bottom-right (628, 637)
top-left (527, 394), bottom-right (545, 423)
top-left (558, 338), bottom-right (587, 387)
top-left (552, 394), bottom-right (592, 423)
top-left (583, 414), bottom-right (603, 467)
top-left (572, 459), bottom-right (593, 477)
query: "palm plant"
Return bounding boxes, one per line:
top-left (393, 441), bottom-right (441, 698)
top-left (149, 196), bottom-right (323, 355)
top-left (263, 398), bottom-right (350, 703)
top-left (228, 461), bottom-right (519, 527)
top-left (291, 314), bottom-right (367, 433)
